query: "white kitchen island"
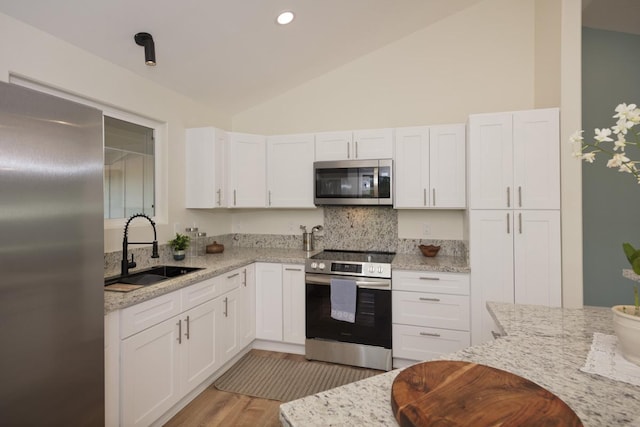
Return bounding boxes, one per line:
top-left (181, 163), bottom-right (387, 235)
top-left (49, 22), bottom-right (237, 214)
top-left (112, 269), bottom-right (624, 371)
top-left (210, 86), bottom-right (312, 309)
top-left (279, 302), bottom-right (640, 426)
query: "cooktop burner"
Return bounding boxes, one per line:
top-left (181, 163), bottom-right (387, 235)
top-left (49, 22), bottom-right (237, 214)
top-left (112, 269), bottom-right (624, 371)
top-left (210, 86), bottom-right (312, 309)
top-left (310, 250), bottom-right (395, 264)
top-left (306, 250), bottom-right (395, 278)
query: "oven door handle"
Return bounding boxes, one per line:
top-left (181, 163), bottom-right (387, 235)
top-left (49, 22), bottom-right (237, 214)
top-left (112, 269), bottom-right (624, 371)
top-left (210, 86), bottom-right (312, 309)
top-left (305, 274), bottom-right (391, 289)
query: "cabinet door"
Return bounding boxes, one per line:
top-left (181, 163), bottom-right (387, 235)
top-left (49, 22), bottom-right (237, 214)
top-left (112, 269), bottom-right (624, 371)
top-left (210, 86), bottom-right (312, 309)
top-left (121, 315), bottom-right (181, 427)
top-left (180, 299), bottom-right (219, 395)
top-left (218, 288), bottom-right (241, 365)
top-left (267, 134), bottom-right (315, 208)
top-left (255, 262), bottom-right (283, 341)
top-left (513, 109), bottom-right (560, 209)
top-left (514, 210), bottom-right (561, 307)
top-left (315, 131), bottom-right (352, 161)
top-left (468, 113), bottom-right (513, 209)
top-left (185, 127), bottom-right (227, 208)
top-left (353, 128), bottom-right (393, 159)
top-left (228, 132), bottom-right (266, 207)
top-left (429, 124), bottom-right (466, 208)
top-left (282, 264), bottom-right (306, 344)
top-left (239, 264), bottom-right (256, 348)
top-left (394, 127), bottom-right (430, 208)
top-left (469, 210), bottom-right (514, 345)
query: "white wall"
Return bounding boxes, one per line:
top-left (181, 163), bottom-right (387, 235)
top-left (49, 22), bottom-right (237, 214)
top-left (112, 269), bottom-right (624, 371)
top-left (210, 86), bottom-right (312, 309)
top-left (0, 12), bottom-right (233, 253)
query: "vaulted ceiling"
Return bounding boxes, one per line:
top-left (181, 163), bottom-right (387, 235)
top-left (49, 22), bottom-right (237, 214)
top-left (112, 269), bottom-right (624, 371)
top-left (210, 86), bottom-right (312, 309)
top-left (1, 1), bottom-right (636, 116)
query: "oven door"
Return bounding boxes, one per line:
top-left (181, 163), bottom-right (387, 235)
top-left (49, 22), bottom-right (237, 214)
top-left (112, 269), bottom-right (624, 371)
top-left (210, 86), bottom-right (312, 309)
top-left (305, 273), bottom-right (392, 349)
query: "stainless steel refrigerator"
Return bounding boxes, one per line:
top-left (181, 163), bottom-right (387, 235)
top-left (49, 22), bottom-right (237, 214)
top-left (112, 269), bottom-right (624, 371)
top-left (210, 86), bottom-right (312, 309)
top-left (0, 81), bottom-right (105, 425)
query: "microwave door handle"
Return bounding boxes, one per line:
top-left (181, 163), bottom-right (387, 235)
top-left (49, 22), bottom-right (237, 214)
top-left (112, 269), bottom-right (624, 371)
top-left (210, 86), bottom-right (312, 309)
top-left (373, 167), bottom-right (379, 198)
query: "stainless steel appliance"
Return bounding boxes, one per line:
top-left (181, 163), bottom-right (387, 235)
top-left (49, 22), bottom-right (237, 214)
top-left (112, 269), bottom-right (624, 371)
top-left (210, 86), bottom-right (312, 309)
top-left (0, 81), bottom-right (105, 424)
top-left (305, 250), bottom-right (394, 371)
top-left (314, 159), bottom-right (393, 205)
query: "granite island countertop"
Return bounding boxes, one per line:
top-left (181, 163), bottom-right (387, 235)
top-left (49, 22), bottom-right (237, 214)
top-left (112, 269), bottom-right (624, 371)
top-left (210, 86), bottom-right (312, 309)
top-left (279, 302), bottom-right (640, 426)
top-left (104, 249), bottom-right (469, 313)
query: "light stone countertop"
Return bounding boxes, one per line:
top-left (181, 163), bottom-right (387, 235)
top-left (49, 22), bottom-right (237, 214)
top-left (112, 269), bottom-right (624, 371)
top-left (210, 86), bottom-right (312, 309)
top-left (104, 248), bottom-right (469, 314)
top-left (279, 302), bottom-right (640, 426)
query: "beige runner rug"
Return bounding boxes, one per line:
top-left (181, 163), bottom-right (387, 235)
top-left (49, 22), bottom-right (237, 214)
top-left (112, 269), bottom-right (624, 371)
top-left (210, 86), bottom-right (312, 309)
top-left (214, 352), bottom-right (379, 402)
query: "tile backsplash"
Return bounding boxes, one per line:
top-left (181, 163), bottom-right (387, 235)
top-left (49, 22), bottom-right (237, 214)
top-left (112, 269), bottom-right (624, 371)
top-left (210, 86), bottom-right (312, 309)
top-left (323, 206), bottom-right (397, 252)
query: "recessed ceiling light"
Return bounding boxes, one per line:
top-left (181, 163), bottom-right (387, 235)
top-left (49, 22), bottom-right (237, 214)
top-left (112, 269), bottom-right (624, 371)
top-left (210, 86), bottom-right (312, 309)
top-left (276, 11), bottom-right (295, 25)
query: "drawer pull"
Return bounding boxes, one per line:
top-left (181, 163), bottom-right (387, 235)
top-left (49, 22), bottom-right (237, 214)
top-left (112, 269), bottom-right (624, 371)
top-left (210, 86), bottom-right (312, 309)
top-left (419, 297), bottom-right (440, 302)
top-left (227, 272), bottom-right (240, 279)
top-left (285, 267), bottom-right (302, 271)
top-left (185, 315), bottom-right (190, 340)
top-left (419, 277), bottom-right (440, 281)
top-left (420, 332), bottom-right (441, 337)
top-left (177, 320), bottom-right (182, 344)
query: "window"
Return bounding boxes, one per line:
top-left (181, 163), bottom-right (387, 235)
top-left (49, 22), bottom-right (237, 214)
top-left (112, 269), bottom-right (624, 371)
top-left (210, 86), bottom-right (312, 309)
top-left (9, 74), bottom-right (167, 227)
top-left (104, 117), bottom-right (155, 219)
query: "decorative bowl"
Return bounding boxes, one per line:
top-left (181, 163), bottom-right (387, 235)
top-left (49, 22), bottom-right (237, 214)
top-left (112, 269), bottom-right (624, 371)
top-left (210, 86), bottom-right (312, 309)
top-left (206, 241), bottom-right (224, 254)
top-left (419, 244), bottom-right (441, 257)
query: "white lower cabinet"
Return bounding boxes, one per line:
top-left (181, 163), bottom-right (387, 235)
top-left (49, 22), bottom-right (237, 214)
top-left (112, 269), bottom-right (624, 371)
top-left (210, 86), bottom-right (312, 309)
top-left (117, 264), bottom-right (254, 426)
top-left (255, 262), bottom-right (305, 346)
top-left (392, 270), bottom-right (470, 368)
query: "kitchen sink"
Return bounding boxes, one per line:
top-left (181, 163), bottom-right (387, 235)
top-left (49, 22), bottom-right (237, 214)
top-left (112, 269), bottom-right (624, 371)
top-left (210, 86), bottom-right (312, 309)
top-left (104, 265), bottom-right (204, 286)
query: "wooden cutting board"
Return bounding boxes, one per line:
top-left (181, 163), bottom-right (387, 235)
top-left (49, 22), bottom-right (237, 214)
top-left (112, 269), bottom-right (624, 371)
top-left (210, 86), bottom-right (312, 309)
top-left (391, 360), bottom-right (583, 427)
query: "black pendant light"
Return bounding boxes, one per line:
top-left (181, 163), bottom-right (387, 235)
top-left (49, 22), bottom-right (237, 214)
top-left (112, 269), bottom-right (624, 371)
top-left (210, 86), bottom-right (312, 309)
top-left (134, 32), bottom-right (156, 66)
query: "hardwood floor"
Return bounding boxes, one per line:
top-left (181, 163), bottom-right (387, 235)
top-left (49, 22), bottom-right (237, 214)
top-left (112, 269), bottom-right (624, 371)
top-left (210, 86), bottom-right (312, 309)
top-left (165, 350), bottom-right (379, 427)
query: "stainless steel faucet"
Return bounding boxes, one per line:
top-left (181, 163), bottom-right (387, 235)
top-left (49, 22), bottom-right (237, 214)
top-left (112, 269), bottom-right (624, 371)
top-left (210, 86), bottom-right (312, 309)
top-left (121, 213), bottom-right (160, 276)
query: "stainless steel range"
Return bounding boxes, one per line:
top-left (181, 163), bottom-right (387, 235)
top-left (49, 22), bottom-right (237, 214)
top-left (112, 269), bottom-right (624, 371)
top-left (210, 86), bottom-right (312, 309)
top-left (305, 250), bottom-right (394, 371)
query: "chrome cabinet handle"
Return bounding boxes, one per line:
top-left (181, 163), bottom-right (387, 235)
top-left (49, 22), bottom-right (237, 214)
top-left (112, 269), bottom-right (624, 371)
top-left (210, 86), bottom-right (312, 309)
top-left (177, 320), bottom-right (182, 344)
top-left (216, 189), bottom-right (222, 206)
top-left (507, 212), bottom-right (510, 234)
top-left (185, 315), bottom-right (190, 340)
top-left (227, 272), bottom-right (240, 279)
top-left (233, 189), bottom-right (237, 206)
top-left (518, 186), bottom-right (522, 207)
top-left (507, 187), bottom-right (511, 208)
top-left (224, 297), bottom-right (228, 317)
top-left (347, 142), bottom-right (350, 159)
top-left (519, 212), bottom-right (522, 234)
top-left (268, 190), bottom-right (272, 206)
top-left (243, 269), bottom-right (247, 286)
top-left (423, 188), bottom-right (427, 206)
top-left (432, 188), bottom-right (436, 206)
top-left (355, 140), bottom-right (358, 158)
top-left (285, 267), bottom-right (302, 271)
top-left (419, 277), bottom-right (440, 281)
top-left (419, 297), bottom-right (440, 302)
top-left (420, 332), bottom-right (441, 337)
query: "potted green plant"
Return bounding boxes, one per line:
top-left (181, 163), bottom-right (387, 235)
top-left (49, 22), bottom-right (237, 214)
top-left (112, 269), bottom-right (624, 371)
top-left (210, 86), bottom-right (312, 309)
top-left (168, 233), bottom-right (190, 261)
top-left (571, 103), bottom-right (640, 365)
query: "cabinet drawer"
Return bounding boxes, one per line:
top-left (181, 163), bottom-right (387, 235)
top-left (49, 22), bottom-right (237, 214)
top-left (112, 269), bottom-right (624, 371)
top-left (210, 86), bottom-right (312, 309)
top-left (392, 324), bottom-right (470, 361)
top-left (120, 290), bottom-right (182, 339)
top-left (214, 267), bottom-right (245, 295)
top-left (181, 276), bottom-right (218, 311)
top-left (392, 270), bottom-right (469, 295)
top-left (392, 290), bottom-right (469, 331)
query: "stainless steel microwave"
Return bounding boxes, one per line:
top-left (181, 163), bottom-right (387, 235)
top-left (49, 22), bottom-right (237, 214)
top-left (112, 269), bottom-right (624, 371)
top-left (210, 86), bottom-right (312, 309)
top-left (314, 159), bottom-right (393, 205)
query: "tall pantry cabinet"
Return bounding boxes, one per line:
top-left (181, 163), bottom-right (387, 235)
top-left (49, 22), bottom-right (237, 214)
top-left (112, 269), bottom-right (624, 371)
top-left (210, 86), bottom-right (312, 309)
top-left (468, 108), bottom-right (561, 345)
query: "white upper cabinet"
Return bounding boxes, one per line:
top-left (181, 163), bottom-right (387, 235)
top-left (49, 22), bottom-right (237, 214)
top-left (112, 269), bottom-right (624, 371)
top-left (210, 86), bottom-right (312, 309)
top-left (469, 108), bottom-right (559, 210)
top-left (185, 127), bottom-right (228, 208)
top-left (315, 128), bottom-right (393, 161)
top-left (394, 124), bottom-right (465, 209)
top-left (266, 134), bottom-right (315, 208)
top-left (228, 132), bottom-right (266, 207)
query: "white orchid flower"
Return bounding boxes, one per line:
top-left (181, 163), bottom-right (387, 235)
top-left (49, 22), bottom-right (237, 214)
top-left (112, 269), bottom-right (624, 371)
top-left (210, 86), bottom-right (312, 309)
top-left (612, 118), bottom-right (634, 135)
top-left (607, 152), bottom-right (630, 168)
top-left (582, 152), bottom-right (596, 163)
top-left (594, 127), bottom-right (613, 142)
top-left (613, 103), bottom-right (638, 119)
top-left (614, 134), bottom-right (627, 151)
top-left (569, 130), bottom-right (584, 143)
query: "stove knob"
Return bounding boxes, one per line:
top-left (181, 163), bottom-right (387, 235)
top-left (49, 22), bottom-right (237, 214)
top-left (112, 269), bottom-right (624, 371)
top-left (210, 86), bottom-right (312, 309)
top-left (368, 266), bottom-right (375, 273)
top-left (318, 263), bottom-right (326, 270)
top-left (378, 266), bottom-right (383, 273)
top-left (310, 262), bottom-right (318, 269)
